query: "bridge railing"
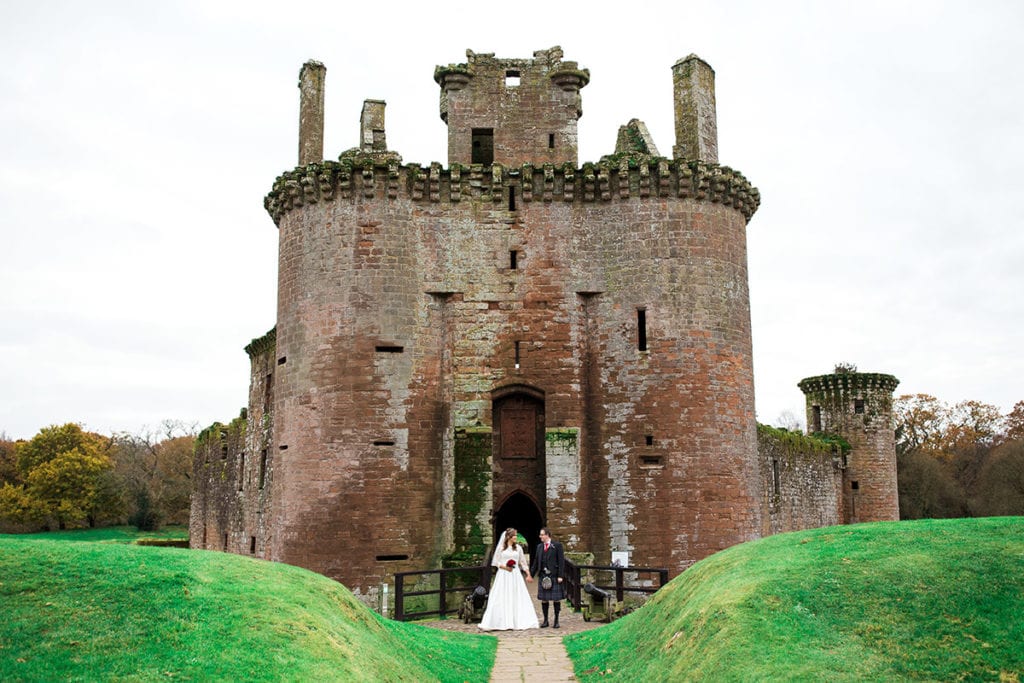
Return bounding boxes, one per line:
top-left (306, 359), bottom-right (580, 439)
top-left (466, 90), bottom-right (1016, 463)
top-left (564, 560), bottom-right (669, 610)
top-left (393, 564), bottom-right (491, 621)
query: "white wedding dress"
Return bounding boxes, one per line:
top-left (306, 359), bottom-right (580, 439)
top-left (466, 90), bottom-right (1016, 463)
top-left (478, 544), bottom-right (539, 631)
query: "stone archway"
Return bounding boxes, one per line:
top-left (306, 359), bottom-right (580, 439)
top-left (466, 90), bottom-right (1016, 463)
top-left (493, 490), bottom-right (544, 554)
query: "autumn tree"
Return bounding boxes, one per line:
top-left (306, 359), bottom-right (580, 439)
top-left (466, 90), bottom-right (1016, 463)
top-left (110, 420), bottom-right (195, 530)
top-left (0, 424), bottom-right (125, 530)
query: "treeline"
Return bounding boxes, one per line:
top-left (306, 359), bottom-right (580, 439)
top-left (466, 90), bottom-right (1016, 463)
top-left (896, 395), bottom-right (1024, 519)
top-left (0, 421), bottom-right (194, 532)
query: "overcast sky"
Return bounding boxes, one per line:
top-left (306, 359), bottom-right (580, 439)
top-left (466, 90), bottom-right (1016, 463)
top-left (1, 1), bottom-right (1021, 440)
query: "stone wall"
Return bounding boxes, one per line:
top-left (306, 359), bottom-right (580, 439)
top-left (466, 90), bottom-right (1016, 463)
top-left (758, 425), bottom-right (842, 535)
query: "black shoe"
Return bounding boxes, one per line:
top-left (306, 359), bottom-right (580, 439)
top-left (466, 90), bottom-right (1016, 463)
top-left (553, 621), bottom-right (560, 629)
top-left (541, 620), bottom-right (549, 628)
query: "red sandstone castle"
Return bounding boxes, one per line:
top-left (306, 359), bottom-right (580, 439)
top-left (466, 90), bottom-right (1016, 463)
top-left (191, 47), bottom-right (900, 604)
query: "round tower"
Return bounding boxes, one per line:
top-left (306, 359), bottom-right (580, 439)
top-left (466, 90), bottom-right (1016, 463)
top-left (798, 368), bottom-right (900, 523)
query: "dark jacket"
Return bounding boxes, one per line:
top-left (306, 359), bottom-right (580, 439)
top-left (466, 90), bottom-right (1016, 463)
top-left (531, 539), bottom-right (564, 581)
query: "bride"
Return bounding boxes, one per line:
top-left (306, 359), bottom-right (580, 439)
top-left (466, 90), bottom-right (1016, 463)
top-left (478, 528), bottom-right (539, 631)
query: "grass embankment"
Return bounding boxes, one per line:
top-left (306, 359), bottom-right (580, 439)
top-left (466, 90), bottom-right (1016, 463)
top-left (0, 528), bottom-right (494, 682)
top-left (566, 517), bottom-right (1024, 681)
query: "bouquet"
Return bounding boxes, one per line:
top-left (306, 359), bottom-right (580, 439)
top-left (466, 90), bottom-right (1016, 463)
top-left (506, 559), bottom-right (517, 568)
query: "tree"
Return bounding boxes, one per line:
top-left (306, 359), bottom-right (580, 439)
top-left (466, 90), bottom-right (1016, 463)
top-left (972, 440), bottom-right (1024, 516)
top-left (1, 424), bottom-right (123, 530)
top-left (110, 421), bottom-right (195, 529)
top-left (0, 434), bottom-right (20, 485)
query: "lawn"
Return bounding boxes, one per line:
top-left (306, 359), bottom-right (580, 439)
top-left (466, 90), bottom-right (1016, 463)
top-left (0, 529), bottom-right (494, 682)
top-left (565, 517), bottom-right (1024, 681)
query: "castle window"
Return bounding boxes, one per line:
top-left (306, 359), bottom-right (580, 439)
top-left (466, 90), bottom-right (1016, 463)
top-left (278, 356), bottom-right (286, 365)
top-left (375, 345), bottom-right (404, 353)
top-left (811, 405), bottom-right (822, 432)
top-left (548, 133), bottom-right (555, 149)
top-left (505, 70), bottom-right (520, 87)
top-left (223, 533), bottom-right (228, 551)
top-left (514, 340), bottom-right (521, 369)
top-left (376, 554), bottom-right (409, 562)
top-left (510, 250), bottom-right (518, 270)
top-left (772, 458), bottom-right (781, 495)
top-left (259, 449), bottom-right (268, 489)
top-left (472, 128), bottom-right (493, 165)
top-left (640, 455), bottom-right (663, 468)
top-left (373, 440), bottom-right (395, 446)
top-left (250, 536), bottom-right (257, 554)
top-left (645, 434), bottom-right (654, 446)
top-left (851, 480), bottom-right (860, 490)
top-left (238, 452), bottom-right (245, 491)
top-left (264, 372), bottom-right (273, 414)
top-left (637, 309), bottom-right (648, 351)
top-left (854, 399), bottom-right (865, 414)
top-left (509, 186), bottom-right (517, 211)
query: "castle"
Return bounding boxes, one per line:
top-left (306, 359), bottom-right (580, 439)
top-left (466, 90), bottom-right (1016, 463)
top-left (190, 47), bottom-right (900, 604)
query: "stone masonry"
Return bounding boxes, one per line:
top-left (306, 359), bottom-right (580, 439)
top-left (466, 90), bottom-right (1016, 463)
top-left (190, 47), bottom-right (900, 605)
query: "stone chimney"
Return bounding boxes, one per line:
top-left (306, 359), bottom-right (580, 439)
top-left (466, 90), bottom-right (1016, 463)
top-left (360, 99), bottom-right (387, 153)
top-left (298, 61), bottom-right (326, 165)
top-left (672, 55), bottom-right (718, 163)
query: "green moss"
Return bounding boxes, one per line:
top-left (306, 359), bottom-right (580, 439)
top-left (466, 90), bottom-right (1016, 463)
top-left (757, 423), bottom-right (849, 456)
top-left (545, 428), bottom-right (579, 444)
top-left (452, 429), bottom-right (491, 561)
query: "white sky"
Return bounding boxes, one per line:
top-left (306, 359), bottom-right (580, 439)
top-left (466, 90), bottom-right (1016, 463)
top-left (1, 1), bottom-right (1021, 440)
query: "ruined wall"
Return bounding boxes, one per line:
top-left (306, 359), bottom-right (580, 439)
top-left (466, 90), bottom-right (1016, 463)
top-left (190, 331), bottom-right (276, 557)
top-left (758, 424), bottom-right (842, 535)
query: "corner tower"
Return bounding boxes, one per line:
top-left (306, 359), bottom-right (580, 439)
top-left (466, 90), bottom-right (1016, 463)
top-left (799, 368), bottom-right (900, 523)
top-left (435, 46), bottom-right (589, 166)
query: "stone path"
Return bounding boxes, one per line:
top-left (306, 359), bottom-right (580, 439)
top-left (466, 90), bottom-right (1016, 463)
top-left (420, 595), bottom-right (604, 682)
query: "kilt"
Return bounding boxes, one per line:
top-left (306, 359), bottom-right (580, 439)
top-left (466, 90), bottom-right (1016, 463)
top-left (536, 578), bottom-right (565, 601)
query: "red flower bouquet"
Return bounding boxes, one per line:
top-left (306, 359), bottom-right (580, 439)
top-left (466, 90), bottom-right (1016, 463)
top-left (506, 559), bottom-right (517, 568)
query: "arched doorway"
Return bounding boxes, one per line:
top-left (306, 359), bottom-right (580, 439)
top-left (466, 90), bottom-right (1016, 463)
top-left (491, 384), bottom-right (546, 553)
top-left (493, 490), bottom-right (544, 554)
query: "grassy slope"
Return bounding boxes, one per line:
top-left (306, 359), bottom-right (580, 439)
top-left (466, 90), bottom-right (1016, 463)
top-left (0, 531), bottom-right (494, 682)
top-left (565, 517), bottom-right (1024, 681)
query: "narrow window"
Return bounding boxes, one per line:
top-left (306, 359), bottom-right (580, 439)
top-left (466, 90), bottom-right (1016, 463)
top-left (373, 440), bottom-right (396, 446)
top-left (851, 480), bottom-right (860, 490)
top-left (264, 372), bottom-right (273, 413)
top-left (471, 128), bottom-right (494, 165)
top-left (854, 399), bottom-right (865, 414)
top-left (811, 406), bottom-right (822, 432)
top-left (508, 186), bottom-right (517, 211)
top-left (259, 449), bottom-right (268, 489)
top-left (223, 533), bottom-right (228, 551)
top-left (376, 554), bottom-right (410, 562)
top-left (250, 536), bottom-right (257, 554)
top-left (238, 452), bottom-right (245, 491)
top-left (548, 133), bottom-right (555, 149)
top-left (640, 455), bottom-right (663, 468)
top-left (505, 70), bottom-right (520, 87)
top-left (772, 459), bottom-right (781, 495)
top-left (278, 444), bottom-right (288, 451)
top-left (510, 250), bottom-right (518, 270)
top-left (645, 434), bottom-right (654, 446)
top-left (637, 309), bottom-right (648, 351)
top-left (277, 356), bottom-right (286, 365)
top-left (375, 345), bottom-right (404, 353)
top-left (514, 341), bottom-right (521, 369)
top-left (202, 526), bottom-right (207, 546)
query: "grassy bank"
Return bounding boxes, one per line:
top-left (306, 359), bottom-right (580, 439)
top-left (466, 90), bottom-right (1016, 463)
top-left (0, 532), bottom-right (494, 682)
top-left (565, 517), bottom-right (1024, 681)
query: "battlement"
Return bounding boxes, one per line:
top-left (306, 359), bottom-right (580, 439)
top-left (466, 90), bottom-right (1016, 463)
top-left (263, 155), bottom-right (760, 224)
top-left (798, 372), bottom-right (900, 397)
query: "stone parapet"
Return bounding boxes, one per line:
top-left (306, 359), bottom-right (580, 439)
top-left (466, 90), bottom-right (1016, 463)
top-left (798, 372), bottom-right (900, 397)
top-left (264, 156), bottom-right (760, 225)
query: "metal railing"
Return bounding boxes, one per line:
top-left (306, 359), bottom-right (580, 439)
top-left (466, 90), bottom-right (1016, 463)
top-left (393, 565), bottom-right (491, 621)
top-left (564, 560), bottom-right (669, 610)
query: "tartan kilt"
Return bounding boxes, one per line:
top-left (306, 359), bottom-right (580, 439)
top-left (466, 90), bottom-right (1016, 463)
top-left (536, 579), bottom-right (565, 602)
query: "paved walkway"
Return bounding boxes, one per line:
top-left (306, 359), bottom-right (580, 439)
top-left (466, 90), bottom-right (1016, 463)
top-left (420, 595), bottom-right (604, 682)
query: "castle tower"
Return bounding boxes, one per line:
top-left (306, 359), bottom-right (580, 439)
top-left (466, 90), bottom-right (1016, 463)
top-left (798, 369), bottom-right (900, 523)
top-left (672, 54), bottom-right (718, 163)
top-left (435, 46), bottom-right (589, 166)
top-left (193, 48), bottom-right (764, 602)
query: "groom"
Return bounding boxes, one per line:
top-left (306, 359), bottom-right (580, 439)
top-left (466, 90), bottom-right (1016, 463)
top-left (530, 527), bottom-right (565, 628)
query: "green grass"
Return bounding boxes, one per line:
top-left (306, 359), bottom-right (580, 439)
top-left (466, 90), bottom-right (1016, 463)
top-left (566, 517), bottom-right (1024, 681)
top-left (0, 533), bottom-right (494, 682)
top-left (12, 525), bottom-right (189, 544)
